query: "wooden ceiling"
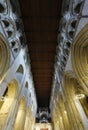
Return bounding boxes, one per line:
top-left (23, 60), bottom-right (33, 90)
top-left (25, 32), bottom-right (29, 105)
top-left (19, 0), bottom-right (62, 107)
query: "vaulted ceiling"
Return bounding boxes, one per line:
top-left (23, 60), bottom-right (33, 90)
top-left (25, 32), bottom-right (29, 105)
top-left (19, 0), bottom-right (63, 107)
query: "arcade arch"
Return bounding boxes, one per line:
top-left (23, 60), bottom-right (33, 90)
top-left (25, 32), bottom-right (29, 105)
top-left (0, 79), bottom-right (18, 129)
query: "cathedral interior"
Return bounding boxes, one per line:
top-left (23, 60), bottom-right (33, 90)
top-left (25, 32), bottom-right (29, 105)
top-left (0, 0), bottom-right (88, 130)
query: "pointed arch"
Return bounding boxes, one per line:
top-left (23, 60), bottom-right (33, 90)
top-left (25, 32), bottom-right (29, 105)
top-left (0, 34), bottom-right (10, 81)
top-left (25, 81), bottom-right (28, 89)
top-left (16, 64), bottom-right (24, 74)
top-left (72, 24), bottom-right (88, 93)
top-left (63, 72), bottom-right (85, 130)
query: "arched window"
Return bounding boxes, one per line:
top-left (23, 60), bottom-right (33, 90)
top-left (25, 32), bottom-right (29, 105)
top-left (0, 3), bottom-right (5, 13)
top-left (16, 64), bottom-right (24, 83)
top-left (25, 82), bottom-right (28, 89)
top-left (16, 64), bottom-right (24, 74)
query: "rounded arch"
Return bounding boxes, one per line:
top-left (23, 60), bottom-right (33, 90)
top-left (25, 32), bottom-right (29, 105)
top-left (0, 79), bottom-right (19, 129)
top-left (0, 34), bottom-right (10, 81)
top-left (72, 24), bottom-right (88, 93)
top-left (7, 79), bottom-right (19, 98)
